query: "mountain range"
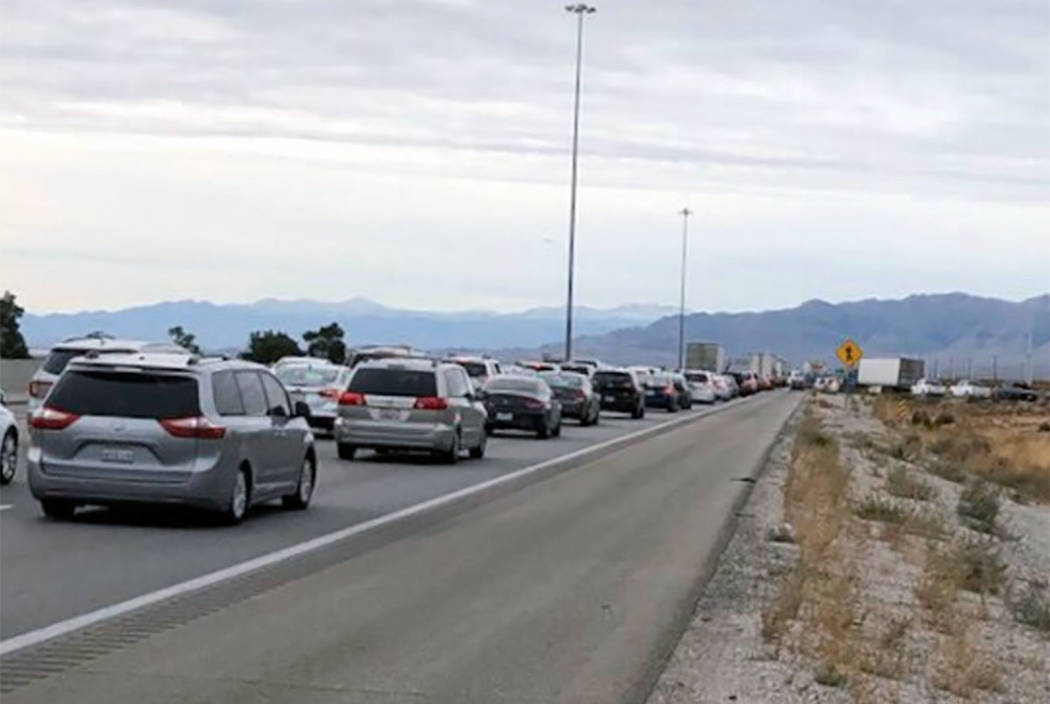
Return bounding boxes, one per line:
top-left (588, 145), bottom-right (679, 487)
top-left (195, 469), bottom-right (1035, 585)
top-left (20, 298), bottom-right (677, 352)
top-left (499, 293), bottom-right (1049, 379)
top-left (20, 293), bottom-right (1049, 379)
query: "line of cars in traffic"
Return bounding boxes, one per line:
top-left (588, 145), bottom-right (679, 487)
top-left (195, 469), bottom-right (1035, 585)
top-left (10, 333), bottom-right (771, 524)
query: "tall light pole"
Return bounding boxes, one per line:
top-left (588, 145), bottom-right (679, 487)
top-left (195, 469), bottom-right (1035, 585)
top-left (677, 208), bottom-right (692, 370)
top-left (562, 3), bottom-right (596, 362)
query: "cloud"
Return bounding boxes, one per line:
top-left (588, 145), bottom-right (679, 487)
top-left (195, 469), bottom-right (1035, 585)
top-left (1, 0), bottom-right (1047, 314)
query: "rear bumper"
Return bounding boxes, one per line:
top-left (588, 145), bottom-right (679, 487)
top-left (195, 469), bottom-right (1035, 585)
top-left (26, 447), bottom-right (234, 511)
top-left (307, 414), bottom-right (336, 431)
top-left (334, 418), bottom-right (455, 451)
top-left (645, 394), bottom-right (675, 408)
top-left (690, 389), bottom-right (716, 403)
top-left (598, 395), bottom-right (639, 413)
top-left (486, 410), bottom-right (547, 431)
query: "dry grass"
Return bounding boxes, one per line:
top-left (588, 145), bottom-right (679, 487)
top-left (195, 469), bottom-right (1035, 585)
top-left (931, 625), bottom-right (1005, 696)
top-left (885, 466), bottom-right (936, 501)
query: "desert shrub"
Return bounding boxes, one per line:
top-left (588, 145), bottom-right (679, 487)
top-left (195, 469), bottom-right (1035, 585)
top-left (855, 494), bottom-right (907, 523)
top-left (952, 539), bottom-right (1006, 596)
top-left (957, 481), bottom-right (1000, 534)
top-left (886, 466), bottom-right (936, 501)
top-left (1006, 581), bottom-right (1050, 633)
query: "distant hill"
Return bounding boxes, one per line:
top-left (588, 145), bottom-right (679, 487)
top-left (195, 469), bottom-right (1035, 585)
top-left (20, 298), bottom-right (678, 352)
top-left (496, 293), bottom-right (1050, 379)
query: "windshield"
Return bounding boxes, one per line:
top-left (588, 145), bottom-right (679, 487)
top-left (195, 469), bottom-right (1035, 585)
top-left (593, 372), bottom-right (633, 389)
top-left (48, 370), bottom-right (199, 418)
top-left (275, 365), bottom-right (341, 387)
top-left (454, 362), bottom-right (488, 377)
top-left (348, 368), bottom-right (437, 396)
top-left (685, 372), bottom-right (708, 383)
top-left (42, 348), bottom-right (135, 375)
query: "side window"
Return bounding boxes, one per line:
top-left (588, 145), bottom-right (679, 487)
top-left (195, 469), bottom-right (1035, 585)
top-left (492, 362), bottom-right (502, 374)
top-left (235, 372), bottom-right (268, 416)
top-left (443, 369), bottom-right (464, 397)
top-left (260, 373), bottom-right (291, 416)
top-left (212, 371), bottom-right (245, 416)
top-left (457, 369), bottom-right (473, 396)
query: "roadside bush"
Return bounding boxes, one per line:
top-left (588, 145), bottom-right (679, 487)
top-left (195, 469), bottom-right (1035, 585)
top-left (1038, 422), bottom-right (1050, 433)
top-left (889, 433), bottom-right (922, 461)
top-left (813, 662), bottom-right (847, 688)
top-left (957, 481), bottom-right (1000, 534)
top-left (911, 409), bottom-right (930, 426)
top-left (1006, 581), bottom-right (1050, 633)
top-left (886, 466), bottom-right (936, 501)
top-left (927, 460), bottom-right (967, 483)
top-left (953, 539), bottom-right (1006, 596)
top-left (855, 494), bottom-right (906, 523)
top-left (934, 412), bottom-right (955, 426)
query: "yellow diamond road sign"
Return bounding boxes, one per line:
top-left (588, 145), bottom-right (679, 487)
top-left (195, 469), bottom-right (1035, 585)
top-left (836, 338), bottom-right (862, 367)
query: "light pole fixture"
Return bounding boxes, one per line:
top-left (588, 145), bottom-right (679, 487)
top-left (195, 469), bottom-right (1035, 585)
top-left (562, 3), bottom-right (596, 362)
top-left (677, 207), bottom-right (692, 370)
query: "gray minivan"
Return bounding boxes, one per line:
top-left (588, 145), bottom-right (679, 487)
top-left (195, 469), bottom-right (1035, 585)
top-left (334, 358), bottom-right (487, 462)
top-left (28, 352), bottom-right (317, 524)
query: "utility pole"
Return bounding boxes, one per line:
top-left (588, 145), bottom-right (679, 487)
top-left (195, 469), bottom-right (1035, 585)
top-left (562, 3), bottom-right (596, 362)
top-left (677, 207), bottom-right (691, 370)
top-left (992, 354), bottom-right (998, 385)
top-left (1026, 331), bottom-right (1033, 385)
top-left (967, 357), bottom-right (972, 379)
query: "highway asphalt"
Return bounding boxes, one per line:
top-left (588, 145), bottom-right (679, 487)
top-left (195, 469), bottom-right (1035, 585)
top-left (1, 390), bottom-right (800, 703)
top-left (2, 398), bottom-right (753, 640)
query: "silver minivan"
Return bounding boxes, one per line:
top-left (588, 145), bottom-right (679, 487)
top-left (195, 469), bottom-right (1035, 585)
top-left (334, 358), bottom-right (487, 463)
top-left (27, 352), bottom-right (317, 524)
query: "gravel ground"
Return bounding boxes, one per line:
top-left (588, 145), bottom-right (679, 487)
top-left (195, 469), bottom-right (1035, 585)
top-left (648, 392), bottom-right (1050, 704)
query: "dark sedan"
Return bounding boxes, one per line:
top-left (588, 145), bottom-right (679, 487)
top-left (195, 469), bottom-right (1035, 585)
top-left (592, 369), bottom-right (646, 419)
top-left (540, 371), bottom-right (600, 426)
top-left (645, 372), bottom-right (691, 413)
top-left (482, 375), bottom-right (563, 438)
top-left (994, 383), bottom-right (1039, 402)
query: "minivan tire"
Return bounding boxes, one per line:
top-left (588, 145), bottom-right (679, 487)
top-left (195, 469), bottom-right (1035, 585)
top-left (221, 468), bottom-right (250, 525)
top-left (337, 443), bottom-right (356, 460)
top-left (283, 457), bottom-right (315, 510)
top-left (469, 432), bottom-right (486, 459)
top-left (438, 431), bottom-right (460, 464)
top-left (0, 429), bottom-right (16, 485)
top-left (41, 499), bottom-right (76, 520)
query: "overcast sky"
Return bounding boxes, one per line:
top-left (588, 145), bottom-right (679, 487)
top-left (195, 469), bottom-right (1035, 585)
top-left (2, 0), bottom-right (1047, 314)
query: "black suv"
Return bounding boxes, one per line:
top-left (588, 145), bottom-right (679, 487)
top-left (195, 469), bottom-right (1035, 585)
top-left (592, 369), bottom-right (646, 419)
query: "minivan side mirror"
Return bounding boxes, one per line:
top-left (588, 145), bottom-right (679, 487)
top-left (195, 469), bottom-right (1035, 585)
top-left (294, 401), bottom-right (311, 418)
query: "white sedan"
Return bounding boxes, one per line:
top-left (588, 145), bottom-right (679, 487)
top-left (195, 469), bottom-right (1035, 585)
top-left (950, 380), bottom-right (991, 399)
top-left (0, 395), bottom-right (17, 485)
top-left (911, 378), bottom-right (947, 397)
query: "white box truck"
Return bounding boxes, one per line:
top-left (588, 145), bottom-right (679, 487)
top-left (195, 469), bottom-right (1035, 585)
top-left (857, 357), bottom-right (925, 389)
top-left (686, 342), bottom-right (725, 372)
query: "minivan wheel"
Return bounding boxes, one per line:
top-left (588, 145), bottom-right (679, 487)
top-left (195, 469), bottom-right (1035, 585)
top-left (41, 499), bottom-right (76, 520)
top-left (283, 457), bottom-right (315, 510)
top-left (223, 469), bottom-right (250, 525)
top-left (440, 432), bottom-right (460, 464)
top-left (469, 432), bottom-right (486, 459)
top-left (337, 443), bottom-right (356, 460)
top-left (0, 430), bottom-right (16, 485)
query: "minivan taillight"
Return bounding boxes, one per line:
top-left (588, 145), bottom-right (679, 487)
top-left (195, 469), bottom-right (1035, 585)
top-left (339, 391), bottom-right (366, 406)
top-left (523, 399), bottom-right (545, 410)
top-left (159, 416), bottom-right (226, 439)
top-left (28, 381), bottom-right (52, 399)
top-left (29, 406), bottom-right (80, 430)
top-left (414, 396), bottom-right (448, 410)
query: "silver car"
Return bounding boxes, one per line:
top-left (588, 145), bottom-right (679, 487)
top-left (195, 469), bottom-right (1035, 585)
top-left (273, 358), bottom-right (351, 434)
top-left (27, 352), bottom-right (317, 524)
top-left (334, 358), bottom-right (487, 463)
top-left (28, 333), bottom-right (187, 411)
top-left (683, 370), bottom-right (717, 404)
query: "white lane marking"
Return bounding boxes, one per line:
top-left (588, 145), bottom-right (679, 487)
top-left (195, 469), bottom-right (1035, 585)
top-left (0, 505), bottom-right (12, 512)
top-left (0, 398), bottom-right (752, 656)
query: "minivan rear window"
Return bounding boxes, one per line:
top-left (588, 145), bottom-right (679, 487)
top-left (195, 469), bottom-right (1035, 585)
top-left (349, 368), bottom-right (437, 397)
top-left (47, 371), bottom-right (199, 419)
top-left (685, 372), bottom-right (709, 383)
top-left (593, 372), bottom-right (633, 388)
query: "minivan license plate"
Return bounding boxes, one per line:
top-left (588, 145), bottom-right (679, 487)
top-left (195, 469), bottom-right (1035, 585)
top-left (100, 447), bottom-right (135, 464)
top-left (378, 408), bottom-right (402, 421)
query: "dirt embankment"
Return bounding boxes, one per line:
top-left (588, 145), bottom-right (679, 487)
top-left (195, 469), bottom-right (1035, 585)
top-left (649, 393), bottom-right (1049, 704)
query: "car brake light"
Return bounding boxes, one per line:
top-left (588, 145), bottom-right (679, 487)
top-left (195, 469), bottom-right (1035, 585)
top-left (28, 381), bottom-right (52, 399)
top-left (159, 416), bottom-right (226, 439)
top-left (318, 388), bottom-right (340, 399)
top-left (414, 396), bottom-right (448, 410)
top-left (575, 390), bottom-right (587, 400)
top-left (663, 385), bottom-right (674, 394)
top-left (338, 391), bottom-right (366, 406)
top-left (524, 399), bottom-right (545, 410)
top-left (29, 405), bottom-right (80, 430)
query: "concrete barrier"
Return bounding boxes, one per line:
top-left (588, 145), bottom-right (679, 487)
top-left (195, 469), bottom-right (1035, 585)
top-left (0, 358), bottom-right (43, 402)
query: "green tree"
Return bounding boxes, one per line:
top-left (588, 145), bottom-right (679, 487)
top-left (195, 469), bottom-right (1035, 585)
top-left (0, 291), bottom-right (30, 358)
top-left (242, 330), bottom-right (303, 365)
top-left (302, 322), bottom-right (347, 364)
top-left (167, 325), bottom-right (202, 354)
